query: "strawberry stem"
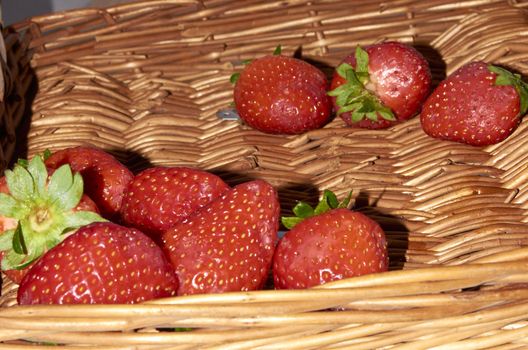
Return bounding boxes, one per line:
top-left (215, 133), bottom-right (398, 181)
top-left (281, 190), bottom-right (352, 230)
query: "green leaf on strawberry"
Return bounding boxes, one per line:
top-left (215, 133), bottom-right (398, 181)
top-left (488, 65), bottom-right (528, 115)
top-left (0, 154), bottom-right (106, 271)
top-left (282, 190), bottom-right (352, 229)
top-left (328, 46), bottom-right (396, 122)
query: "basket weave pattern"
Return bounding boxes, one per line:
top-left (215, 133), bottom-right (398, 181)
top-left (2, 0), bottom-right (528, 348)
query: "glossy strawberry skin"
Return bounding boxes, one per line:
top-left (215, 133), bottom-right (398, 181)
top-left (17, 222), bottom-right (178, 305)
top-left (161, 180), bottom-right (280, 296)
top-left (420, 61), bottom-right (521, 146)
top-left (120, 167), bottom-right (230, 241)
top-left (331, 42), bottom-right (431, 129)
top-left (234, 55), bottom-right (332, 134)
top-left (0, 177), bottom-right (100, 284)
top-left (273, 209), bottom-right (388, 289)
top-left (45, 146), bottom-right (133, 219)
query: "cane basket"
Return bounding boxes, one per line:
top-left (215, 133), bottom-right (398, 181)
top-left (3, 0), bottom-right (528, 348)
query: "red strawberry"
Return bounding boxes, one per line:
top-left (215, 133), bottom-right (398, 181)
top-left (120, 167), bottom-right (229, 241)
top-left (45, 146), bottom-right (133, 219)
top-left (233, 52), bottom-right (332, 134)
top-left (420, 61), bottom-right (527, 146)
top-left (0, 193), bottom-right (98, 284)
top-left (329, 42), bottom-right (431, 129)
top-left (273, 191), bottom-right (388, 289)
top-left (0, 155), bottom-right (104, 283)
top-left (17, 222), bottom-right (178, 304)
top-left (161, 180), bottom-right (280, 295)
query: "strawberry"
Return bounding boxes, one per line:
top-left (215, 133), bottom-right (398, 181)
top-left (233, 52), bottom-right (332, 134)
top-left (0, 155), bottom-right (104, 283)
top-left (120, 167), bottom-right (230, 240)
top-left (161, 180), bottom-right (280, 295)
top-left (0, 192), bottom-right (98, 284)
top-left (273, 190), bottom-right (389, 289)
top-left (329, 42), bottom-right (431, 129)
top-left (45, 146), bottom-right (134, 219)
top-left (17, 222), bottom-right (178, 304)
top-left (420, 61), bottom-right (527, 146)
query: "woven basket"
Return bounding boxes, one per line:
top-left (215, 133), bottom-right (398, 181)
top-left (2, 0), bottom-right (528, 348)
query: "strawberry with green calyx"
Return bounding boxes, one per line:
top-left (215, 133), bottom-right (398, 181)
top-left (0, 154), bottom-right (105, 274)
top-left (421, 62), bottom-right (528, 146)
top-left (273, 190), bottom-right (388, 289)
top-left (329, 42), bottom-right (431, 129)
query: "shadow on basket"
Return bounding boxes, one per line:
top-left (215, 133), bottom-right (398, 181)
top-left (0, 25), bottom-right (37, 173)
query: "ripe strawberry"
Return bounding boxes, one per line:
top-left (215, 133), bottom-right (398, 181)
top-left (273, 190), bottom-right (389, 289)
top-left (420, 61), bottom-right (527, 146)
top-left (161, 180), bottom-right (280, 295)
top-left (0, 193), bottom-right (98, 284)
top-left (17, 222), bottom-right (178, 304)
top-left (120, 167), bottom-right (230, 240)
top-left (0, 155), bottom-right (104, 283)
top-left (233, 53), bottom-right (332, 134)
top-left (329, 42), bottom-right (431, 129)
top-left (45, 146), bottom-right (133, 219)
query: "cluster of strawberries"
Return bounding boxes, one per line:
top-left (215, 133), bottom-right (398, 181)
top-left (233, 42), bottom-right (528, 146)
top-left (0, 147), bottom-right (388, 305)
top-left (2, 40), bottom-right (523, 305)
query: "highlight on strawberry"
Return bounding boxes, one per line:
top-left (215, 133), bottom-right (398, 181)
top-left (273, 190), bottom-right (389, 289)
top-left (329, 42), bottom-right (432, 129)
top-left (0, 153), bottom-right (105, 284)
top-left (232, 46), bottom-right (332, 134)
top-left (420, 61), bottom-right (528, 146)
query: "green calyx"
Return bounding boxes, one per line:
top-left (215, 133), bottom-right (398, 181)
top-left (281, 190), bottom-right (352, 230)
top-left (0, 154), bottom-right (106, 271)
top-left (488, 65), bottom-right (528, 115)
top-left (328, 46), bottom-right (396, 123)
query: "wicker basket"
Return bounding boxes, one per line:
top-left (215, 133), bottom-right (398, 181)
top-left (2, 0), bottom-right (528, 348)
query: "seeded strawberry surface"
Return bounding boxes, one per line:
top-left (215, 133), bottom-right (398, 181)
top-left (45, 146), bottom-right (133, 219)
top-left (17, 222), bottom-right (178, 305)
top-left (120, 167), bottom-right (229, 240)
top-left (420, 61), bottom-right (522, 146)
top-left (234, 55), bottom-right (332, 134)
top-left (273, 209), bottom-right (388, 289)
top-left (161, 180), bottom-right (280, 295)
